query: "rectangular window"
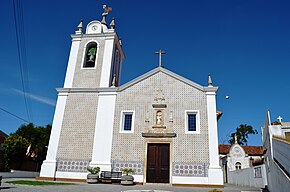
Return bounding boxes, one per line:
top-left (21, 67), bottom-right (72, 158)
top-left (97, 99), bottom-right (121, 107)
top-left (254, 167), bottom-right (262, 178)
top-left (120, 111), bottom-right (135, 133)
top-left (188, 114), bottom-right (197, 131)
top-left (185, 110), bottom-right (200, 134)
top-left (124, 114), bottom-right (132, 131)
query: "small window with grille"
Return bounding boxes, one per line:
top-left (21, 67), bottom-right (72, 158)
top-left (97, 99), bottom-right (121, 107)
top-left (185, 110), bottom-right (200, 134)
top-left (120, 111), bottom-right (135, 133)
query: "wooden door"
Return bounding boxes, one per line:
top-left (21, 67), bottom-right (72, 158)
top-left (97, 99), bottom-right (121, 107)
top-left (146, 143), bottom-right (169, 183)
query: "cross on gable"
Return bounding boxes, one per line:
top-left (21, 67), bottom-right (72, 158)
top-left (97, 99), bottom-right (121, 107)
top-left (155, 50), bottom-right (166, 67)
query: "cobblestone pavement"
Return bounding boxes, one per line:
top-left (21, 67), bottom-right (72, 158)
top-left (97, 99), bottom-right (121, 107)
top-left (0, 178), bottom-right (262, 192)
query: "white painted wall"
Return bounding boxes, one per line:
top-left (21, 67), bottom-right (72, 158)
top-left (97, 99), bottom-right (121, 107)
top-left (228, 164), bottom-right (267, 188)
top-left (272, 139), bottom-right (290, 175)
top-left (264, 112), bottom-right (290, 192)
top-left (63, 37), bottom-right (81, 88)
top-left (132, 175), bottom-right (143, 183)
top-left (90, 91), bottom-right (117, 171)
top-left (266, 138), bottom-right (290, 192)
top-left (40, 92), bottom-right (68, 178)
top-left (267, 124), bottom-right (283, 158)
top-left (172, 176), bottom-right (208, 184)
top-left (266, 158), bottom-right (290, 192)
top-left (206, 91), bottom-right (223, 185)
top-left (55, 171), bottom-right (88, 180)
top-left (99, 36), bottom-right (115, 87)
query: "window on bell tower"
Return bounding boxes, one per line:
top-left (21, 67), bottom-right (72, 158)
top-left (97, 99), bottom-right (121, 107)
top-left (83, 42), bottom-right (98, 68)
top-left (110, 49), bottom-right (120, 86)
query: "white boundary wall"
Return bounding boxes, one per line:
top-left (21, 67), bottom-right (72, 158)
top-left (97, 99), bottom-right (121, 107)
top-left (267, 159), bottom-right (290, 192)
top-left (267, 138), bottom-right (290, 192)
top-left (228, 164), bottom-right (267, 188)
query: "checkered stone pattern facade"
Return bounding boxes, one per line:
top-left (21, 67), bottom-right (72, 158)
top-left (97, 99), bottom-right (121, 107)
top-left (112, 71), bottom-right (210, 164)
top-left (112, 160), bottom-right (143, 175)
top-left (72, 37), bottom-right (106, 88)
top-left (57, 93), bottom-right (98, 160)
top-left (56, 159), bottom-right (90, 172)
top-left (172, 162), bottom-right (209, 177)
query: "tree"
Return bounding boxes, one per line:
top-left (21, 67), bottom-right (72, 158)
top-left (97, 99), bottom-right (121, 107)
top-left (228, 124), bottom-right (258, 146)
top-left (2, 123), bottom-right (51, 171)
top-left (2, 135), bottom-right (30, 171)
top-left (13, 123), bottom-right (52, 162)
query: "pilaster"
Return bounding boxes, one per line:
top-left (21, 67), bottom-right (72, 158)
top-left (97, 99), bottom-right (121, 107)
top-left (99, 36), bottom-right (115, 87)
top-left (90, 91), bottom-right (117, 171)
top-left (206, 91), bottom-right (223, 184)
top-left (63, 36), bottom-right (82, 88)
top-left (40, 92), bottom-right (68, 178)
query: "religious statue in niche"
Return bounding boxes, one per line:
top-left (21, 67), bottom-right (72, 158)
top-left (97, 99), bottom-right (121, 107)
top-left (155, 110), bottom-right (164, 127)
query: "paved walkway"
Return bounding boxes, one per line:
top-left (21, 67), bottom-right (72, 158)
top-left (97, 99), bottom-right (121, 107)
top-left (0, 178), bottom-right (262, 192)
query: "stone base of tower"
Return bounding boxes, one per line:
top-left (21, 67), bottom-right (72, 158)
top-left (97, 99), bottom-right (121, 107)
top-left (208, 166), bottom-right (224, 185)
top-left (39, 160), bottom-right (57, 178)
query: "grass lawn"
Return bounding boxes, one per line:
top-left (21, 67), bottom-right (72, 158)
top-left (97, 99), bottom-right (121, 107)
top-left (6, 180), bottom-right (75, 186)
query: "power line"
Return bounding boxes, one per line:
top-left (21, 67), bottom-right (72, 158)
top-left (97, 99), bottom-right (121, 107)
top-left (0, 107), bottom-right (30, 123)
top-left (12, 0), bottom-right (33, 122)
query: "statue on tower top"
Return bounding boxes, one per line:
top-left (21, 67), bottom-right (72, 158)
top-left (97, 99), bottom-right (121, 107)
top-left (101, 5), bottom-right (112, 25)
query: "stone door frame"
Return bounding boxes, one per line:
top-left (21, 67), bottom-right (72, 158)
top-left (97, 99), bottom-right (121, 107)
top-left (143, 138), bottom-right (173, 184)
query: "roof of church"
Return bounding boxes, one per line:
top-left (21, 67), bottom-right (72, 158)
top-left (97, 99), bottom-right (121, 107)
top-left (119, 67), bottom-right (218, 92)
top-left (219, 144), bottom-right (265, 156)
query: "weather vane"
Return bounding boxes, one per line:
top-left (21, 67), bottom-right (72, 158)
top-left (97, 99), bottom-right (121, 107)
top-left (155, 50), bottom-right (166, 67)
top-left (103, 5), bottom-right (112, 15)
top-left (101, 5), bottom-right (112, 24)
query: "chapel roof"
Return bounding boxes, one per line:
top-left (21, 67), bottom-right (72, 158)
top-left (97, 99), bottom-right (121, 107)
top-left (119, 66), bottom-right (218, 92)
top-left (219, 144), bottom-right (265, 156)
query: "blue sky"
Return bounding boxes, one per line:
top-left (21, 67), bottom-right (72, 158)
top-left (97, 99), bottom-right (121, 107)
top-left (1, 0), bottom-right (290, 146)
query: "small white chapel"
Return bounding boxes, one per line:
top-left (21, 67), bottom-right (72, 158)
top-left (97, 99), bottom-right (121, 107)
top-left (39, 6), bottom-right (224, 186)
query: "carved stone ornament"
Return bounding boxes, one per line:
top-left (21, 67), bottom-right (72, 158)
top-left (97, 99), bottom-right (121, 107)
top-left (142, 96), bottom-right (176, 138)
top-left (154, 88), bottom-right (165, 104)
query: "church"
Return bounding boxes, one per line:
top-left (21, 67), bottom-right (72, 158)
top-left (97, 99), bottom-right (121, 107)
top-left (39, 7), bottom-right (223, 186)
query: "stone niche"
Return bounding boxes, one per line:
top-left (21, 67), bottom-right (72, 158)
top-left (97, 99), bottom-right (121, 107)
top-left (142, 100), bottom-right (176, 138)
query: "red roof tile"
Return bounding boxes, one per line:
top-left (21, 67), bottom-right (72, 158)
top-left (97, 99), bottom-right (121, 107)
top-left (219, 144), bottom-right (231, 154)
top-left (242, 146), bottom-right (265, 156)
top-left (218, 144), bottom-right (265, 156)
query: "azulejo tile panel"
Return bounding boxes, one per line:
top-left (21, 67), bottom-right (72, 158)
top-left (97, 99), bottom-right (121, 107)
top-left (56, 159), bottom-right (90, 172)
top-left (112, 160), bottom-right (143, 175)
top-left (172, 162), bottom-right (209, 177)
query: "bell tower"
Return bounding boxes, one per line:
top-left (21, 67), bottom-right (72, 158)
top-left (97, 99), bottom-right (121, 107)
top-left (64, 6), bottom-right (124, 89)
top-left (40, 6), bottom-right (124, 179)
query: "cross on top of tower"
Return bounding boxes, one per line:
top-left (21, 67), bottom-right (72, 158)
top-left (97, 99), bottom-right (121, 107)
top-left (155, 50), bottom-right (166, 67)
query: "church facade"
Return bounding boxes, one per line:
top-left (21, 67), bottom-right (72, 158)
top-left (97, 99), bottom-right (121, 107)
top-left (39, 9), bottom-right (223, 186)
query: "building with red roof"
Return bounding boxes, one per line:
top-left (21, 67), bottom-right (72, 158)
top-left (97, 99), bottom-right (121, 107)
top-left (218, 143), bottom-right (265, 183)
